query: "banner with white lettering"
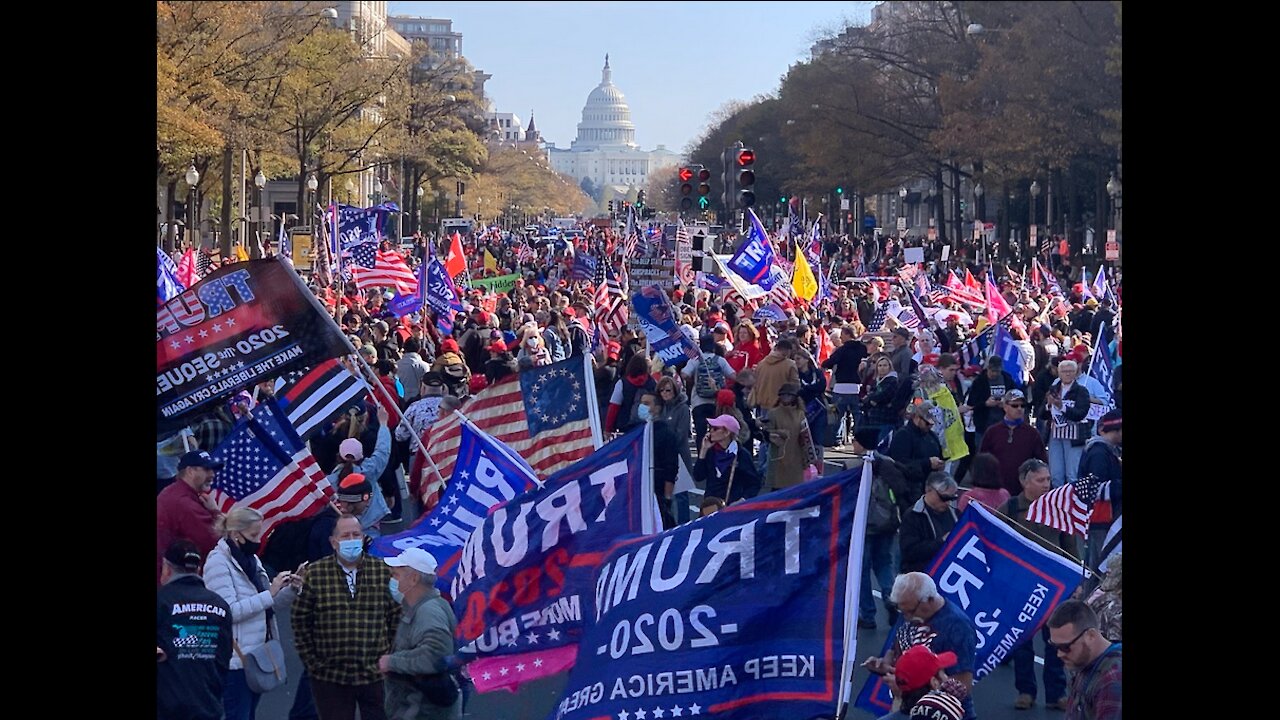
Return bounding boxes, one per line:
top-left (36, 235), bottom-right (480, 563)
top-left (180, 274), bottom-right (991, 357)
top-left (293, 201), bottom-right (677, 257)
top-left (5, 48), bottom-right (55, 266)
top-left (156, 258), bottom-right (350, 433)
top-left (855, 502), bottom-right (1084, 716)
top-left (368, 420), bottom-right (538, 566)
top-left (450, 425), bottom-right (661, 663)
top-left (631, 284), bottom-right (701, 365)
top-left (550, 467), bottom-right (866, 720)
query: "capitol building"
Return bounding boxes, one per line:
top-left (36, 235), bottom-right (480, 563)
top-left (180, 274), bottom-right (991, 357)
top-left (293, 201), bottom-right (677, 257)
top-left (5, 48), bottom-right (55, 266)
top-left (547, 55), bottom-right (679, 198)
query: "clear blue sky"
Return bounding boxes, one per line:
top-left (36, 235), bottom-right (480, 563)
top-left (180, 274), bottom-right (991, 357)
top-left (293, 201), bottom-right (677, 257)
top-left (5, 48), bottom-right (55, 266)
top-left (388, 1), bottom-right (875, 154)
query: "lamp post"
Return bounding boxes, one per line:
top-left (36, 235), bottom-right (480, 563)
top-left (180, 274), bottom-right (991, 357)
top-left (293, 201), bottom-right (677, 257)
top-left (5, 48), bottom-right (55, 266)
top-left (973, 182), bottom-right (985, 262)
top-left (252, 169), bottom-right (267, 258)
top-left (928, 185), bottom-right (937, 242)
top-left (1029, 180), bottom-right (1040, 254)
top-left (416, 186), bottom-right (424, 235)
top-left (1106, 172), bottom-right (1122, 265)
top-left (306, 174), bottom-right (318, 227)
top-left (344, 178), bottom-right (355, 206)
top-left (898, 186), bottom-right (907, 238)
top-left (185, 164), bottom-right (200, 249)
top-left (372, 177), bottom-right (383, 206)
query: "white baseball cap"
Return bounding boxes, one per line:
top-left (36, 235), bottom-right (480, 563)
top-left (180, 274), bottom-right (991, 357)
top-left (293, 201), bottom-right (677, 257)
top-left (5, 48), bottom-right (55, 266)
top-left (386, 547), bottom-right (438, 575)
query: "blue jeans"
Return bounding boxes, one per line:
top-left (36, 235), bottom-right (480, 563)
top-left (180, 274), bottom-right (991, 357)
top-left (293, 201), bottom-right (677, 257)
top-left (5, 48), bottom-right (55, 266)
top-left (223, 669), bottom-right (262, 720)
top-left (1012, 624), bottom-right (1066, 701)
top-left (833, 394), bottom-right (860, 441)
top-left (288, 669), bottom-right (318, 720)
top-left (859, 532), bottom-right (898, 623)
top-left (1047, 438), bottom-right (1084, 488)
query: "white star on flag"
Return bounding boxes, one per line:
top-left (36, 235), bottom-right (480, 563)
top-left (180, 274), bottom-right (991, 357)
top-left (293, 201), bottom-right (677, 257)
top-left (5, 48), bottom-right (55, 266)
top-left (525, 632), bottom-right (539, 644)
top-left (670, 706), bottom-right (684, 717)
top-left (515, 663), bottom-right (526, 672)
top-left (634, 710), bottom-right (647, 720)
top-left (547, 628), bottom-right (561, 641)
top-left (689, 704), bottom-right (701, 715)
top-left (533, 658), bottom-right (543, 668)
top-left (499, 667), bottom-right (509, 676)
top-left (652, 707), bottom-right (665, 718)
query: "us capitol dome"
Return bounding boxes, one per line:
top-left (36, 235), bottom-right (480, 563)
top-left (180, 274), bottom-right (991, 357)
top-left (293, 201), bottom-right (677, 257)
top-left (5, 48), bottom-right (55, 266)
top-left (548, 55), bottom-right (678, 196)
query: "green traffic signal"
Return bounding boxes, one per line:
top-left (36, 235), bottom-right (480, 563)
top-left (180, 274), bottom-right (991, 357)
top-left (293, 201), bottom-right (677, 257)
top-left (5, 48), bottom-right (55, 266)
top-left (836, 186), bottom-right (843, 194)
top-left (698, 196), bottom-right (710, 209)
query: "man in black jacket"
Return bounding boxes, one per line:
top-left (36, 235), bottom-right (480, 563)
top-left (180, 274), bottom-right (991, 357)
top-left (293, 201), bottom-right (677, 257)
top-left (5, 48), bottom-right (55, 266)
top-left (157, 539), bottom-right (233, 720)
top-left (964, 355), bottom-right (1018, 450)
top-left (1079, 410), bottom-right (1122, 573)
top-left (850, 429), bottom-right (911, 630)
top-left (899, 472), bottom-right (961, 575)
top-left (888, 400), bottom-right (945, 504)
top-left (822, 326), bottom-right (867, 445)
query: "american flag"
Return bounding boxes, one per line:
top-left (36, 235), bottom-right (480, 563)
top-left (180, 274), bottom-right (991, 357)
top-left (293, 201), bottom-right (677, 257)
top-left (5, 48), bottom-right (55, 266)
top-left (208, 399), bottom-right (333, 541)
top-left (596, 261), bottom-right (629, 338)
top-left (276, 359), bottom-right (371, 439)
top-left (196, 247), bottom-right (214, 277)
top-left (865, 303), bottom-right (889, 332)
top-left (352, 244), bottom-right (418, 295)
top-left (420, 355), bottom-right (598, 488)
top-left (945, 270), bottom-right (986, 307)
top-left (515, 242), bottom-right (535, 264)
top-left (1025, 473), bottom-right (1105, 538)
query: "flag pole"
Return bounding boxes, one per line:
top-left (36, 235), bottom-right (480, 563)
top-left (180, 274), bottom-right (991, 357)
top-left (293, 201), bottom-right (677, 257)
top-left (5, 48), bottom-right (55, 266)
top-left (974, 500), bottom-right (1098, 578)
top-left (349, 349), bottom-right (435, 495)
top-left (836, 456), bottom-right (875, 720)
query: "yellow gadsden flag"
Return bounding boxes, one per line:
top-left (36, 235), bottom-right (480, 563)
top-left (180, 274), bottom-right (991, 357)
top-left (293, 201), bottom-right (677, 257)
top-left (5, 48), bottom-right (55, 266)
top-left (927, 385), bottom-right (970, 462)
top-left (484, 248), bottom-right (498, 271)
top-left (792, 242), bottom-right (818, 302)
top-left (233, 245), bottom-right (250, 262)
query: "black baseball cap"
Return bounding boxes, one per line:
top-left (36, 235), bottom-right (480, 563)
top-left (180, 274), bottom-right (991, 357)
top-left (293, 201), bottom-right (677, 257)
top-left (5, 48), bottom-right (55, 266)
top-left (163, 539), bottom-right (203, 572)
top-left (178, 450), bottom-right (224, 471)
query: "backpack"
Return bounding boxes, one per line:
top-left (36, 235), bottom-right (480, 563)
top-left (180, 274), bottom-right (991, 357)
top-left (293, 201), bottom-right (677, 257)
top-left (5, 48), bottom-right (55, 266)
top-left (866, 458), bottom-right (900, 534)
top-left (694, 355), bottom-right (726, 399)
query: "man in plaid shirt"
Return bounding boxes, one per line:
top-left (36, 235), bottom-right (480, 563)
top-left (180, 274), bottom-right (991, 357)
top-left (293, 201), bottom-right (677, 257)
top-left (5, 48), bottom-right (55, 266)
top-left (1048, 600), bottom-right (1121, 720)
top-left (293, 513), bottom-right (401, 720)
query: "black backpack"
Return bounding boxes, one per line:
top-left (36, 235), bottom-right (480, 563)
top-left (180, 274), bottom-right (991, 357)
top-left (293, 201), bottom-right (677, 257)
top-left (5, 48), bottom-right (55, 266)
top-left (694, 355), bottom-right (726, 399)
top-left (866, 458), bottom-right (901, 534)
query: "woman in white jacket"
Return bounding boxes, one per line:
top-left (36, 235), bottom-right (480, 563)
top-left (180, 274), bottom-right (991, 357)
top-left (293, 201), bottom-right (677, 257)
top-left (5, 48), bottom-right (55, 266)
top-left (204, 507), bottom-right (298, 720)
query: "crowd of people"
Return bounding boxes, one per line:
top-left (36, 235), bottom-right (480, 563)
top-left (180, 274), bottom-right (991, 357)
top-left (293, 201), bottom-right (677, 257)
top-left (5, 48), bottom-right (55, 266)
top-left (158, 220), bottom-right (1122, 720)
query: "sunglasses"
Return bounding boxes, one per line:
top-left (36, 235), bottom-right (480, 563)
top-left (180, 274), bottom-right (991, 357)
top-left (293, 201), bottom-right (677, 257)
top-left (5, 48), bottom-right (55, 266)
top-left (936, 494), bottom-right (958, 502)
top-left (1048, 627), bottom-right (1090, 654)
top-left (1007, 403), bottom-right (1025, 409)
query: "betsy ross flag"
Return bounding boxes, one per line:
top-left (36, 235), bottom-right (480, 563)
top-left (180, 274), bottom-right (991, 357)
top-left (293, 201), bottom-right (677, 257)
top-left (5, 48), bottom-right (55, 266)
top-left (209, 399), bottom-right (333, 540)
top-left (277, 358), bottom-right (371, 438)
top-left (421, 355), bottom-right (600, 488)
top-left (352, 244), bottom-right (418, 295)
top-left (1026, 473), bottom-right (1105, 538)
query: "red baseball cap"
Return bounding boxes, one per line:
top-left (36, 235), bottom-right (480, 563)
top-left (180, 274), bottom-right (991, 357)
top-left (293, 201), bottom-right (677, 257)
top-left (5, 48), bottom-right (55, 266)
top-left (893, 645), bottom-right (957, 693)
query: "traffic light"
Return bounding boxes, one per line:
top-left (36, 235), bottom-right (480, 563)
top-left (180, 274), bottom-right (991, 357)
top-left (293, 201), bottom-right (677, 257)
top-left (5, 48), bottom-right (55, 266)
top-left (637, 190), bottom-right (646, 207)
top-left (697, 167), bottom-right (711, 210)
top-left (608, 200), bottom-right (615, 214)
top-left (735, 148), bottom-right (756, 208)
top-left (836, 186), bottom-right (843, 195)
top-left (678, 166), bottom-right (694, 211)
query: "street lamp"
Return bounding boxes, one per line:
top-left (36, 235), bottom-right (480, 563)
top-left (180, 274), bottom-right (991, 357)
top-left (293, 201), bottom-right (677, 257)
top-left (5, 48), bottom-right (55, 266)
top-left (185, 164), bottom-right (200, 248)
top-left (928, 185), bottom-right (937, 235)
top-left (973, 181), bottom-right (984, 261)
top-left (898, 186), bottom-right (908, 237)
top-left (306, 174), bottom-right (318, 227)
top-left (1029, 180), bottom-right (1040, 251)
top-left (1106, 171), bottom-right (1122, 246)
top-left (251, 170), bottom-right (267, 258)
top-left (344, 178), bottom-right (355, 205)
top-left (373, 177), bottom-right (383, 205)
top-left (416, 186), bottom-right (424, 234)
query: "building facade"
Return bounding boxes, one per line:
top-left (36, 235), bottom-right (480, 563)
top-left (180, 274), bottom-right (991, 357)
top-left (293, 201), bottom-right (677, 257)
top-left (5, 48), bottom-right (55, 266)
top-left (547, 56), bottom-right (679, 198)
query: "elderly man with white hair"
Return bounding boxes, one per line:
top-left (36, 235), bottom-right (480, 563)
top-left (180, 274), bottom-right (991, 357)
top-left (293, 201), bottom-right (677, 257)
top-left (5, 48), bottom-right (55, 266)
top-left (379, 548), bottom-right (463, 719)
top-left (862, 571), bottom-right (978, 720)
top-left (1039, 358), bottom-right (1093, 487)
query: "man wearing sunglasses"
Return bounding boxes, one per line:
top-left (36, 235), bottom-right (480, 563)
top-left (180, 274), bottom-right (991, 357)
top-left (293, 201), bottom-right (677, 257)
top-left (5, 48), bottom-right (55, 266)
top-left (1000, 458), bottom-right (1079, 711)
top-left (1046, 600), bottom-right (1121, 720)
top-left (978, 390), bottom-right (1049, 497)
top-left (898, 471), bottom-right (960, 575)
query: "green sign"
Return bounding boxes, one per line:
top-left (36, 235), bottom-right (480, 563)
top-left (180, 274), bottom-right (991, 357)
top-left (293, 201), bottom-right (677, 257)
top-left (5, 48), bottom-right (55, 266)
top-left (465, 272), bottom-right (522, 295)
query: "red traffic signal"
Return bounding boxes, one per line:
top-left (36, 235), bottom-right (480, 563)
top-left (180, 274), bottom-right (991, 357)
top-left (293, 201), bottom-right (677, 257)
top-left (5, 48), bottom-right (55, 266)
top-left (736, 149), bottom-right (755, 166)
top-left (678, 167), bottom-right (694, 182)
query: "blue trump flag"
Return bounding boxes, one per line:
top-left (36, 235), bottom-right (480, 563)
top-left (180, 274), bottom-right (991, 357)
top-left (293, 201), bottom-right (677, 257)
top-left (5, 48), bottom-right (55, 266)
top-left (855, 502), bottom-right (1084, 717)
top-left (388, 261), bottom-right (426, 318)
top-left (725, 208), bottom-right (777, 288)
top-left (335, 202), bottom-right (400, 250)
top-left (369, 418), bottom-right (538, 567)
top-left (991, 322), bottom-right (1026, 387)
top-left (157, 246), bottom-right (184, 305)
top-left (423, 257), bottom-right (464, 335)
top-left (549, 463), bottom-right (871, 720)
top-left (631, 284), bottom-right (701, 366)
top-left (450, 425), bottom-right (662, 661)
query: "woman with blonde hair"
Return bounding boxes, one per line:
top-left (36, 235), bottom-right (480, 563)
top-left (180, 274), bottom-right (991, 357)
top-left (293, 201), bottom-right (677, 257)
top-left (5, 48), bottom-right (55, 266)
top-left (204, 507), bottom-right (299, 720)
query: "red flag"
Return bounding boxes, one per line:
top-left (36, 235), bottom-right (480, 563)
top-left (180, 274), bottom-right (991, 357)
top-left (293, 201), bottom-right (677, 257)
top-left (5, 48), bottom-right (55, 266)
top-left (964, 268), bottom-right (983, 294)
top-left (984, 271), bottom-right (1013, 328)
top-left (175, 248), bottom-right (200, 288)
top-left (817, 324), bottom-right (835, 365)
top-left (945, 271), bottom-right (985, 307)
top-left (1031, 258), bottom-right (1043, 291)
top-left (445, 231), bottom-right (466, 278)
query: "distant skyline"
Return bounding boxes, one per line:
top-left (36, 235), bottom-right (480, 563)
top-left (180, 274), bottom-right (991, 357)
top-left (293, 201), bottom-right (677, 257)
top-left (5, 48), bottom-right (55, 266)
top-left (388, 1), bottom-right (876, 155)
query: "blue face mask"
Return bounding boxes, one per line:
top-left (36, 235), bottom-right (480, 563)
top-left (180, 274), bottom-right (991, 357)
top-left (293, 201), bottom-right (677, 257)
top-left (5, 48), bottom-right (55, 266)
top-left (337, 539), bottom-right (363, 562)
top-left (637, 404), bottom-right (652, 422)
top-left (389, 578), bottom-right (404, 603)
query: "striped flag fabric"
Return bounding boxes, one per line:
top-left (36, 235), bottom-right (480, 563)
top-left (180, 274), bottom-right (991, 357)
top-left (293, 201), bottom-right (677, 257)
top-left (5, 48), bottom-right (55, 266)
top-left (352, 244), bottom-right (418, 295)
top-left (596, 262), bottom-right (629, 338)
top-left (985, 270), bottom-right (1013, 328)
top-left (1099, 515), bottom-right (1122, 572)
top-left (175, 247), bottom-right (201, 288)
top-left (945, 271), bottom-right (986, 307)
top-left (865, 303), bottom-right (889, 332)
top-left (515, 242), bottom-right (535, 264)
top-left (421, 355), bottom-right (599, 486)
top-left (276, 358), bottom-right (371, 438)
top-left (208, 399), bottom-right (334, 541)
top-left (1025, 474), bottom-right (1105, 538)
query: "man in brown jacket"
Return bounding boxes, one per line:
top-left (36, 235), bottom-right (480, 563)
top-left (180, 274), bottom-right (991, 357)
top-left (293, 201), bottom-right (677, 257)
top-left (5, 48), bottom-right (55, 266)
top-left (748, 337), bottom-right (799, 413)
